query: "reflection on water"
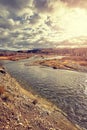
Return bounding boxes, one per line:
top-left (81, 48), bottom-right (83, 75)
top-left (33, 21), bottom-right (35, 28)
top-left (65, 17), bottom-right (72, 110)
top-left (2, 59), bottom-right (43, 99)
top-left (3, 59), bottom-right (87, 129)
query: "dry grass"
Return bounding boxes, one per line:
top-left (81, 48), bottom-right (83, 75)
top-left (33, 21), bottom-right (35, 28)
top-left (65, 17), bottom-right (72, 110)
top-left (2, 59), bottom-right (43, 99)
top-left (0, 86), bottom-right (11, 102)
top-left (0, 86), bottom-right (5, 95)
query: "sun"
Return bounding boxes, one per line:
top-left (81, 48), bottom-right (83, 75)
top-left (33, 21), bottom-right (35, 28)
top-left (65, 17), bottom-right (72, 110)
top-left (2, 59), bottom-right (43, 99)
top-left (61, 8), bottom-right (87, 38)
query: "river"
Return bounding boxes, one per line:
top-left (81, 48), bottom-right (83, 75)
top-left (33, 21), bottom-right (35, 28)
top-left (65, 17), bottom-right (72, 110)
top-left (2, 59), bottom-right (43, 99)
top-left (2, 58), bottom-right (87, 129)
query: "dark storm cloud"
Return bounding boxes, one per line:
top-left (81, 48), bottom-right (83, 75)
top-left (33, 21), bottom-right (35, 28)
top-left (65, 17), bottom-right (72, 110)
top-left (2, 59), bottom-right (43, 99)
top-left (0, 23), bottom-right (10, 29)
top-left (33, 0), bottom-right (48, 10)
top-left (0, 0), bottom-right (30, 10)
top-left (0, 18), bottom-right (11, 29)
top-left (33, 0), bottom-right (55, 12)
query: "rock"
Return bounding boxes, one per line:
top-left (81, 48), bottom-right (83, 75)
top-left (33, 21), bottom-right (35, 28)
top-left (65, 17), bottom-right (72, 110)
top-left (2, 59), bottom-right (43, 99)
top-left (0, 69), bottom-right (6, 74)
top-left (32, 99), bottom-right (38, 105)
top-left (27, 126), bottom-right (32, 130)
top-left (53, 66), bottom-right (57, 69)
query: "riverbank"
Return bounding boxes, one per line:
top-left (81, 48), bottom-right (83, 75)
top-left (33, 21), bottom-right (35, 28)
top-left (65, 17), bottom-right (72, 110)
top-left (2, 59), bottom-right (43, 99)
top-left (32, 56), bottom-right (87, 73)
top-left (0, 66), bottom-right (82, 130)
top-left (1, 52), bottom-right (87, 73)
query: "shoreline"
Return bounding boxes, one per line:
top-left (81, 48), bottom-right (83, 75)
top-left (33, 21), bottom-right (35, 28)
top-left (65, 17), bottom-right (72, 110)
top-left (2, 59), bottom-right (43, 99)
top-left (0, 66), bottom-right (82, 130)
top-left (1, 54), bottom-right (87, 73)
top-left (27, 57), bottom-right (87, 73)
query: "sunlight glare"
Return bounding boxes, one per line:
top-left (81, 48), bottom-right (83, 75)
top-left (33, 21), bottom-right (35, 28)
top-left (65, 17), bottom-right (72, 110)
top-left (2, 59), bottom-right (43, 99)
top-left (61, 8), bottom-right (87, 37)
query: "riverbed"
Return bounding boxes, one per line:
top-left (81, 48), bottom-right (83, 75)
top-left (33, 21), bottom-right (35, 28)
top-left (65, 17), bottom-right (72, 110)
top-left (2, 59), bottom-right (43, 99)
top-left (1, 58), bottom-right (87, 129)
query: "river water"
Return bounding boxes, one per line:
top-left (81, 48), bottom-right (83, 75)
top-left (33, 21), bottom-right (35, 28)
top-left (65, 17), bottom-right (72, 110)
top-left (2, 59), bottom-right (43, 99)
top-left (2, 58), bottom-right (87, 129)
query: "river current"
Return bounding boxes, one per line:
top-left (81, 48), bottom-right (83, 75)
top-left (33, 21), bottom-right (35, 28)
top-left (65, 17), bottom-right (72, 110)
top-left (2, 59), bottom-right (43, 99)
top-left (2, 58), bottom-right (87, 129)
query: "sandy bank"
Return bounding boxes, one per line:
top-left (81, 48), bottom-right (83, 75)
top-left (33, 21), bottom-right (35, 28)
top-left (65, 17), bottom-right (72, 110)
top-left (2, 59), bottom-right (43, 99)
top-left (30, 58), bottom-right (87, 73)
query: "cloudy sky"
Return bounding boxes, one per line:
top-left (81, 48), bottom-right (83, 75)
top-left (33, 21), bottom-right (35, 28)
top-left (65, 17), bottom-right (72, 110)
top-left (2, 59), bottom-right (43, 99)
top-left (0, 0), bottom-right (87, 50)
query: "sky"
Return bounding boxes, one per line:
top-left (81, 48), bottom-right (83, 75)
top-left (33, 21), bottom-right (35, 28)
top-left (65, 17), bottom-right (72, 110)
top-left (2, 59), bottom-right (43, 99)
top-left (0, 0), bottom-right (87, 50)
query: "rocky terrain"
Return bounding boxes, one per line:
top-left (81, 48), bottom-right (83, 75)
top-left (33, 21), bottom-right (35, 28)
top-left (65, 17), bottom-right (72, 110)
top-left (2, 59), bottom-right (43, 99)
top-left (0, 66), bottom-right (82, 130)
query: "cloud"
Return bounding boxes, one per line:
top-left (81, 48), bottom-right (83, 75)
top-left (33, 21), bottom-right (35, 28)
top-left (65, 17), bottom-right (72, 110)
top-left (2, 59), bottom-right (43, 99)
top-left (0, 17), bottom-right (20, 29)
top-left (0, 0), bottom-right (87, 50)
top-left (0, 7), bottom-right (9, 17)
top-left (0, 0), bottom-right (31, 10)
top-left (0, 18), bottom-right (12, 29)
top-left (0, 0), bottom-right (33, 18)
top-left (61, 0), bottom-right (87, 8)
top-left (0, 29), bottom-right (9, 38)
top-left (33, 0), bottom-right (50, 12)
top-left (29, 13), bottom-right (41, 24)
top-left (33, 0), bottom-right (64, 13)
